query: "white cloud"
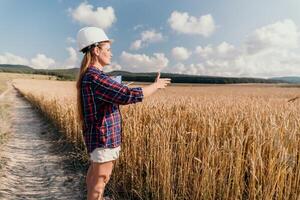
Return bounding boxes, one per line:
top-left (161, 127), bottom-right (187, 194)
top-left (130, 40), bottom-right (142, 50)
top-left (66, 37), bottom-right (76, 44)
top-left (31, 54), bottom-right (56, 69)
top-left (188, 63), bottom-right (204, 75)
top-left (195, 45), bottom-right (213, 58)
top-left (171, 47), bottom-right (191, 61)
top-left (0, 49), bottom-right (78, 69)
top-left (173, 63), bottom-right (186, 74)
top-left (133, 24), bottom-right (144, 31)
top-left (246, 19), bottom-right (299, 54)
top-left (120, 51), bottom-right (168, 72)
top-left (165, 63), bottom-right (204, 75)
top-left (216, 42), bottom-right (235, 55)
top-left (69, 2), bottom-right (116, 29)
top-left (103, 62), bottom-right (122, 73)
top-left (192, 43), bottom-right (299, 77)
top-left (0, 53), bottom-right (29, 65)
top-left (166, 19), bottom-right (300, 77)
top-left (0, 52), bottom-right (56, 69)
top-left (63, 47), bottom-right (78, 68)
top-left (168, 63), bottom-right (186, 74)
top-left (130, 29), bottom-right (163, 50)
top-left (195, 42), bottom-right (236, 59)
top-left (141, 30), bottom-right (163, 42)
top-left (168, 11), bottom-right (215, 37)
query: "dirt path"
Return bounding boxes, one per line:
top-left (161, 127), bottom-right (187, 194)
top-left (0, 89), bottom-right (86, 199)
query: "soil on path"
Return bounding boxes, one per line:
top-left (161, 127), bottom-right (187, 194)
top-left (0, 89), bottom-right (86, 200)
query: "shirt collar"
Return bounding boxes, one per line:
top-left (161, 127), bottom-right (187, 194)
top-left (89, 66), bottom-right (103, 73)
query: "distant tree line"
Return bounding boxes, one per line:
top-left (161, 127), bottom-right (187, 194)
top-left (0, 64), bottom-right (287, 84)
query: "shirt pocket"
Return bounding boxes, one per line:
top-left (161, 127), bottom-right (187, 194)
top-left (95, 117), bottom-right (107, 134)
top-left (95, 121), bottom-right (107, 145)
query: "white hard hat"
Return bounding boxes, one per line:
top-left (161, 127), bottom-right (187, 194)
top-left (77, 27), bottom-right (112, 53)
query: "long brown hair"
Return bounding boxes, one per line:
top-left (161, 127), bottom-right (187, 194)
top-left (76, 51), bottom-right (92, 122)
top-left (76, 41), bottom-right (110, 123)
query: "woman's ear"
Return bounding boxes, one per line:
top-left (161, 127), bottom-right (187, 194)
top-left (91, 46), bottom-right (101, 56)
top-left (96, 46), bottom-right (101, 56)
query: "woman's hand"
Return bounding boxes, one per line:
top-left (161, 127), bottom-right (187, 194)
top-left (141, 72), bottom-right (171, 98)
top-left (155, 72), bottom-right (171, 89)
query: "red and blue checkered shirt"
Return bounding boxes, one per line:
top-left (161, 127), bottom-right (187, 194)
top-left (81, 66), bottom-right (144, 153)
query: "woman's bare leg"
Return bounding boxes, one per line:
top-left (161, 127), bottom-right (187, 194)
top-left (87, 161), bottom-right (114, 200)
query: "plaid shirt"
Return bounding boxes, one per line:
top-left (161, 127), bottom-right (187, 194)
top-left (81, 66), bottom-right (144, 153)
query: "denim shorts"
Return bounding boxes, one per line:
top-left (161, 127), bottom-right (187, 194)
top-left (90, 146), bottom-right (121, 163)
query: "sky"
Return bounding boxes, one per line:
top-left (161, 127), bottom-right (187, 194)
top-left (1, 0), bottom-right (300, 77)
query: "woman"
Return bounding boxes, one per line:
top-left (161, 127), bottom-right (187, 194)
top-left (76, 27), bottom-right (171, 200)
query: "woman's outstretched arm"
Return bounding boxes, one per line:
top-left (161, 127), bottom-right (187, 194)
top-left (142, 72), bottom-right (171, 98)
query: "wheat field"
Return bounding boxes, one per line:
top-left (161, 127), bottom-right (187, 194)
top-left (12, 79), bottom-right (300, 200)
top-left (0, 72), bottom-right (56, 94)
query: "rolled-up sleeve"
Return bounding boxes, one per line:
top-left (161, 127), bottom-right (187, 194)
top-left (91, 73), bottom-right (144, 105)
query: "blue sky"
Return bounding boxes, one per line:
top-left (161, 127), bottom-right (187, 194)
top-left (1, 0), bottom-right (300, 77)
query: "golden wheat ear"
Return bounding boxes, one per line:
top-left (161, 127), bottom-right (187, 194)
top-left (125, 82), bottom-right (134, 86)
top-left (287, 96), bottom-right (299, 103)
